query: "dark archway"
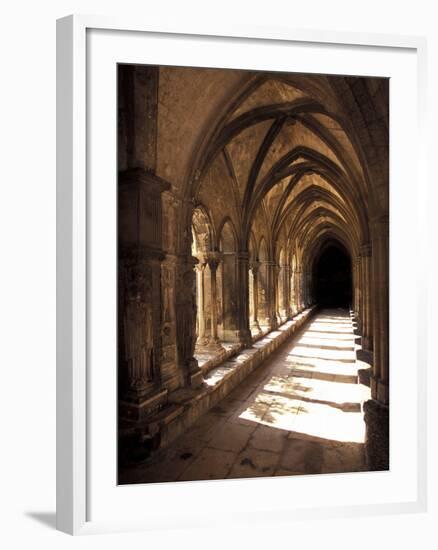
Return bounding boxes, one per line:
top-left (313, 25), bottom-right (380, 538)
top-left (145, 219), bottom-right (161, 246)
top-left (313, 243), bottom-right (352, 308)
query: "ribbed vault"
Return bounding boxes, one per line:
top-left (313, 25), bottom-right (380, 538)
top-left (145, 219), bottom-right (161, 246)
top-left (182, 72), bottom-right (387, 286)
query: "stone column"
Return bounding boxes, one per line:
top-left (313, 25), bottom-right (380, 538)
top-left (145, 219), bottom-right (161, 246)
top-left (175, 254), bottom-right (204, 388)
top-left (290, 268), bottom-right (297, 315)
top-left (249, 260), bottom-right (262, 334)
top-left (360, 243), bottom-right (373, 350)
top-left (292, 268), bottom-right (299, 312)
top-left (363, 225), bottom-right (388, 470)
top-left (295, 268), bottom-right (302, 311)
top-left (194, 259), bottom-right (209, 350)
top-left (282, 264), bottom-right (291, 319)
top-left (205, 251), bottom-right (225, 352)
top-left (370, 215), bottom-right (389, 404)
top-left (118, 169), bottom-right (171, 421)
top-left (235, 251), bottom-right (253, 346)
top-left (268, 261), bottom-right (279, 330)
top-left (302, 269), bottom-right (310, 308)
top-left (118, 64), bottom-right (175, 423)
top-left (354, 257), bottom-right (361, 319)
top-left (258, 260), bottom-right (270, 328)
top-left (362, 221), bottom-right (389, 472)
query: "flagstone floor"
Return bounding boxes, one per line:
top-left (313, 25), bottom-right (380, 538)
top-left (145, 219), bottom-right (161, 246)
top-left (120, 309), bottom-right (371, 484)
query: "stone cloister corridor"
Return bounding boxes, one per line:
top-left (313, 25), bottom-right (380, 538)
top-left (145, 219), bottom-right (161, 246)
top-left (118, 64), bottom-right (389, 482)
top-left (120, 310), bottom-right (371, 483)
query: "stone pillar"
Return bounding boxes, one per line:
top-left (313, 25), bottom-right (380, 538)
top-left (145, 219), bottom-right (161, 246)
top-left (363, 399), bottom-right (389, 470)
top-left (370, 216), bottom-right (389, 404)
top-left (258, 260), bottom-right (270, 328)
top-left (236, 251), bottom-right (253, 346)
top-left (268, 261), bottom-right (279, 330)
top-left (302, 269), bottom-right (310, 308)
top-left (249, 260), bottom-right (262, 334)
top-left (194, 259), bottom-right (209, 350)
top-left (118, 64), bottom-right (174, 423)
top-left (295, 268), bottom-right (302, 311)
top-left (175, 254), bottom-right (204, 388)
top-left (205, 251), bottom-right (225, 352)
top-left (160, 254), bottom-right (180, 392)
top-left (353, 257), bottom-right (361, 319)
top-left (290, 268), bottom-right (297, 315)
top-left (118, 169), bottom-right (171, 421)
top-left (282, 264), bottom-right (291, 319)
top-left (292, 268), bottom-right (299, 312)
top-left (363, 218), bottom-right (389, 472)
top-left (360, 243), bottom-right (373, 350)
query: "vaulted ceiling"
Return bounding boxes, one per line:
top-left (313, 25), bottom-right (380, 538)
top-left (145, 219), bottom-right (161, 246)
top-left (157, 68), bottom-right (388, 265)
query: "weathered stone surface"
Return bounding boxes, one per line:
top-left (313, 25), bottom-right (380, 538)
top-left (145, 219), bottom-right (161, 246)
top-left (363, 399), bottom-right (389, 471)
top-left (248, 424), bottom-right (288, 454)
top-left (119, 312), bottom-right (371, 483)
top-left (228, 448), bottom-right (280, 479)
top-left (178, 448), bottom-right (237, 481)
top-left (117, 64), bottom-right (389, 479)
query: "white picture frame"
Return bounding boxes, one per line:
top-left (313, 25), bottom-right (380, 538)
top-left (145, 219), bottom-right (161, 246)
top-left (56, 14), bottom-right (428, 536)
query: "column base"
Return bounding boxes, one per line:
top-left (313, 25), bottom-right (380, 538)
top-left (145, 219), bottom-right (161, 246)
top-left (363, 399), bottom-right (389, 471)
top-left (195, 336), bottom-right (211, 354)
top-left (269, 314), bottom-right (279, 330)
top-left (119, 388), bottom-right (168, 422)
top-left (189, 370), bottom-right (204, 388)
top-left (203, 337), bottom-right (226, 354)
top-left (237, 328), bottom-right (253, 347)
top-left (260, 317), bottom-right (271, 330)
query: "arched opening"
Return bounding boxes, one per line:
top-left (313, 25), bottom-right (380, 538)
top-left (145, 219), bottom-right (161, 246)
top-left (313, 242), bottom-right (352, 309)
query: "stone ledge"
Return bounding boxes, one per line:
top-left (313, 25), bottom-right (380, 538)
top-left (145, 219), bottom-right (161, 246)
top-left (195, 342), bottom-right (243, 375)
top-left (120, 307), bottom-right (316, 464)
top-left (158, 307), bottom-right (316, 450)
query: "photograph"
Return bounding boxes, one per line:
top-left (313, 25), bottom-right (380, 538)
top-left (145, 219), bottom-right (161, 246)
top-left (0, 0), bottom-right (432, 543)
top-left (116, 64), bottom-right (389, 485)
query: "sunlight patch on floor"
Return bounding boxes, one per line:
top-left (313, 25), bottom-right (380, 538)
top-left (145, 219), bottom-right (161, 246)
top-left (237, 310), bottom-right (369, 444)
top-left (288, 344), bottom-right (356, 362)
top-left (298, 335), bottom-right (355, 348)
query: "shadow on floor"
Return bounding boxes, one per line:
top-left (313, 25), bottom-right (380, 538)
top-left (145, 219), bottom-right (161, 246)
top-left (119, 309), bottom-right (371, 484)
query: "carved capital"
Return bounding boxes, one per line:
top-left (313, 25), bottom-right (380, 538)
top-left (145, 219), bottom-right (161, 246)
top-left (360, 242), bottom-right (372, 257)
top-left (194, 256), bottom-right (207, 272)
top-left (205, 251), bottom-right (222, 272)
top-left (163, 189), bottom-right (181, 208)
top-left (249, 260), bottom-right (260, 274)
top-left (236, 251), bottom-right (249, 262)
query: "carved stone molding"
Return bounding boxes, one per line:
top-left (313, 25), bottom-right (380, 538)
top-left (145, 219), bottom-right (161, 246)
top-left (359, 242), bottom-right (372, 257)
top-left (205, 250), bottom-right (222, 272)
top-left (118, 167), bottom-right (171, 194)
top-left (236, 251), bottom-right (249, 261)
top-left (371, 214), bottom-right (389, 238)
top-left (249, 259), bottom-right (260, 274)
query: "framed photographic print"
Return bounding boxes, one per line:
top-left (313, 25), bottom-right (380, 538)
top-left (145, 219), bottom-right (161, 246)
top-left (56, 15), bottom-right (427, 535)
